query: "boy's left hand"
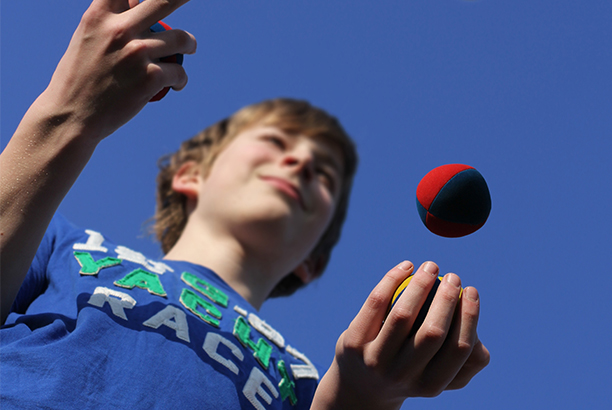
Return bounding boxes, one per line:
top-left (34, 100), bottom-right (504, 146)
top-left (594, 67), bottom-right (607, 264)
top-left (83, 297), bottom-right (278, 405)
top-left (312, 261), bottom-right (490, 410)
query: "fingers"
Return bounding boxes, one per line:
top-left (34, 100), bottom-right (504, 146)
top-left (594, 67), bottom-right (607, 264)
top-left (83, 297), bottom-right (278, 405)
top-left (344, 261), bottom-right (414, 348)
top-left (146, 62), bottom-right (188, 101)
top-left (375, 262), bottom-right (441, 362)
top-left (93, 0), bottom-right (132, 13)
top-left (417, 286), bottom-right (484, 392)
top-left (125, 0), bottom-right (191, 32)
top-left (408, 272), bottom-right (463, 361)
top-left (147, 27), bottom-right (197, 60)
top-left (92, 0), bottom-right (193, 37)
top-left (332, 260), bottom-right (488, 403)
top-left (446, 337), bottom-right (490, 390)
top-left (380, 263), bottom-right (485, 394)
top-left (94, 0), bottom-right (185, 16)
top-left (100, 0), bottom-right (196, 100)
top-left (136, 3), bottom-right (196, 98)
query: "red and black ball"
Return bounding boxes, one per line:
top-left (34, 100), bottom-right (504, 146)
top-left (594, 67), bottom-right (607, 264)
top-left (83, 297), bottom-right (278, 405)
top-left (149, 21), bottom-right (184, 102)
top-left (416, 164), bottom-right (491, 238)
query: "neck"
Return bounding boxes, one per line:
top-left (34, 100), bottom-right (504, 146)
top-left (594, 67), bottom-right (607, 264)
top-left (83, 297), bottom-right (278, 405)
top-left (163, 218), bottom-right (288, 311)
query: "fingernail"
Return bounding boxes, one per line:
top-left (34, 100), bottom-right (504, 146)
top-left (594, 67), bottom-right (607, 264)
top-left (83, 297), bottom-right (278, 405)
top-left (423, 262), bottom-right (438, 276)
top-left (445, 273), bottom-right (461, 288)
top-left (464, 287), bottom-right (479, 302)
top-left (397, 261), bottom-right (414, 273)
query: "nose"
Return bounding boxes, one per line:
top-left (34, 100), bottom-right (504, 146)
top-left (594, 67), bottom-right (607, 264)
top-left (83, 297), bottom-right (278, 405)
top-left (281, 148), bottom-right (314, 182)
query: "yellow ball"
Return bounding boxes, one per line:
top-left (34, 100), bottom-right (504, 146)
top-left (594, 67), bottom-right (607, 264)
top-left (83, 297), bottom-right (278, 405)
top-left (386, 276), bottom-right (444, 337)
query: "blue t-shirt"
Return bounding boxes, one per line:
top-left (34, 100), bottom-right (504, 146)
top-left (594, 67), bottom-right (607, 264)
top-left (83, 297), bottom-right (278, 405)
top-left (1, 215), bottom-right (321, 409)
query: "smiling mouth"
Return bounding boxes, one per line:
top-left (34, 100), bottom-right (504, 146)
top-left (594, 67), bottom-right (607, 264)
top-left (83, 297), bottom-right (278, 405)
top-left (260, 176), bottom-right (305, 210)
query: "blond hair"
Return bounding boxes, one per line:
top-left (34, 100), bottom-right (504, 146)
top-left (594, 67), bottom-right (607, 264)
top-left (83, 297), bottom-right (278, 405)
top-left (153, 98), bottom-right (358, 297)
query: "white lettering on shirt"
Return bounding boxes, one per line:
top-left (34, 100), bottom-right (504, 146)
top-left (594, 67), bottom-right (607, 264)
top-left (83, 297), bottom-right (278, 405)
top-left (115, 245), bottom-right (173, 274)
top-left (203, 332), bottom-right (245, 375)
top-left (87, 287), bottom-right (136, 320)
top-left (243, 367), bottom-right (279, 410)
top-left (73, 230), bottom-right (108, 253)
top-left (143, 305), bottom-right (190, 342)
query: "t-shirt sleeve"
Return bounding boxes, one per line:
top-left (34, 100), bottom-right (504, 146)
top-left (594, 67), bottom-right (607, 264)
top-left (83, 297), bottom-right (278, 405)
top-left (9, 214), bottom-right (70, 314)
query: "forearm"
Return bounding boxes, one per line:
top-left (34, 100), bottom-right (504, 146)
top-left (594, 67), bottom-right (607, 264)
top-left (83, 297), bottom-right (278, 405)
top-left (0, 93), bottom-right (100, 322)
top-left (0, 0), bottom-right (196, 324)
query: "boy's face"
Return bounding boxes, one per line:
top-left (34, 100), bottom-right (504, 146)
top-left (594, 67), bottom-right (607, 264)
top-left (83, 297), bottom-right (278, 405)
top-left (191, 124), bottom-right (344, 275)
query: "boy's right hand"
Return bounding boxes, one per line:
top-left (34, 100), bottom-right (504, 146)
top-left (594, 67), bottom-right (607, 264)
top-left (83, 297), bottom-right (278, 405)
top-left (0, 0), bottom-right (196, 323)
top-left (42, 0), bottom-right (197, 141)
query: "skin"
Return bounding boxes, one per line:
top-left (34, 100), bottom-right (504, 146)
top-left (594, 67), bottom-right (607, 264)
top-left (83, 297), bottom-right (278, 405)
top-left (312, 261), bottom-right (490, 409)
top-left (165, 125), bottom-right (345, 310)
top-left (165, 125), bottom-right (491, 407)
top-left (0, 0), bottom-right (197, 323)
top-left (0, 0), bottom-right (490, 407)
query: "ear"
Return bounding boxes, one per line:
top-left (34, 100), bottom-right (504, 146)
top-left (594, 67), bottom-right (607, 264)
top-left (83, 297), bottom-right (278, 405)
top-left (171, 161), bottom-right (202, 202)
top-left (294, 254), bottom-right (328, 285)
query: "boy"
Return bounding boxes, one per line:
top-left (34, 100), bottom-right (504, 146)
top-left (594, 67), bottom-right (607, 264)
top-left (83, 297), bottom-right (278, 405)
top-left (0, 0), bottom-right (489, 409)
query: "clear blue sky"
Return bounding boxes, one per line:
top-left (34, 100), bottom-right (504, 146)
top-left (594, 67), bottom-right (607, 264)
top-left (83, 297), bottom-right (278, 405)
top-left (2, 1), bottom-right (611, 409)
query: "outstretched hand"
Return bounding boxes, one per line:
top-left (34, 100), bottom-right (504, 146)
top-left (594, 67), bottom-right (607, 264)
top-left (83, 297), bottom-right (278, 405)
top-left (312, 261), bottom-right (490, 410)
top-left (0, 0), bottom-right (196, 323)
top-left (42, 0), bottom-right (196, 140)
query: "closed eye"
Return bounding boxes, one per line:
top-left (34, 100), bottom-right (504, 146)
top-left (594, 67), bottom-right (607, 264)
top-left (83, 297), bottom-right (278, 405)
top-left (264, 135), bottom-right (286, 149)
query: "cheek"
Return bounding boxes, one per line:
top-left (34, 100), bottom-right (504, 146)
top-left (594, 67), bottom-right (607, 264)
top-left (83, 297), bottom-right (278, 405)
top-left (232, 146), bottom-right (278, 177)
top-left (209, 145), bottom-right (273, 182)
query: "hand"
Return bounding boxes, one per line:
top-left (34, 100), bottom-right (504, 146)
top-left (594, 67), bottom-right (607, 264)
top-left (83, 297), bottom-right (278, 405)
top-left (0, 0), bottom-right (196, 323)
top-left (312, 261), bottom-right (490, 410)
top-left (39, 0), bottom-right (197, 140)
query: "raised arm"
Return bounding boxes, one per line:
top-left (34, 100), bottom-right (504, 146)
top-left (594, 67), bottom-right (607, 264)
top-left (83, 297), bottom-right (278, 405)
top-left (0, 0), bottom-right (196, 323)
top-left (311, 261), bottom-right (490, 410)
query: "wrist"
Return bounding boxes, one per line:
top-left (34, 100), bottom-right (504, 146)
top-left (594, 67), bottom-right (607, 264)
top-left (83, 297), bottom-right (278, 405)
top-left (311, 359), bottom-right (403, 410)
top-left (21, 90), bottom-right (105, 150)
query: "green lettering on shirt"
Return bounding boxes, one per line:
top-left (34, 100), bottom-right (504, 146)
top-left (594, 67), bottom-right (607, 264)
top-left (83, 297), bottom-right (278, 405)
top-left (114, 268), bottom-right (167, 297)
top-left (277, 360), bottom-right (298, 406)
top-left (181, 271), bottom-right (229, 308)
top-left (179, 288), bottom-right (222, 327)
top-left (73, 251), bottom-right (121, 275)
top-left (233, 316), bottom-right (272, 370)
